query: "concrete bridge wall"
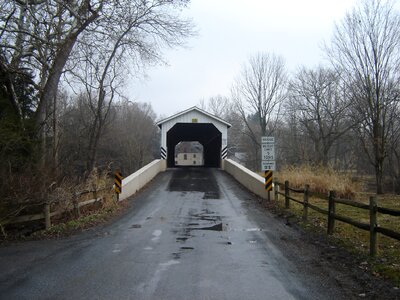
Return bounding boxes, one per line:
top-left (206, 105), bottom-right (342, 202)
top-left (120, 159), bottom-right (167, 200)
top-left (222, 159), bottom-right (271, 200)
top-left (119, 158), bottom-right (271, 201)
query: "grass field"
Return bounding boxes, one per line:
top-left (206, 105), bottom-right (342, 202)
top-left (273, 165), bottom-right (400, 286)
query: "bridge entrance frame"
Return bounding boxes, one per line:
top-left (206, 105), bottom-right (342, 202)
top-left (156, 107), bottom-right (231, 168)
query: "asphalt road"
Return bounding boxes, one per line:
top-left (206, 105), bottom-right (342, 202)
top-left (0, 168), bottom-right (366, 299)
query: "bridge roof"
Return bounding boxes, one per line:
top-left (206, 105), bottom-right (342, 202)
top-left (156, 106), bottom-right (232, 128)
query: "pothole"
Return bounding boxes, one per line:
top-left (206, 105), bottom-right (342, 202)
top-left (193, 223), bottom-right (223, 231)
top-left (180, 247), bottom-right (194, 250)
top-left (130, 224), bottom-right (142, 228)
top-left (176, 237), bottom-right (188, 242)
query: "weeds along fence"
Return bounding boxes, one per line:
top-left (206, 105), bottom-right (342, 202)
top-left (1, 187), bottom-right (111, 233)
top-left (274, 180), bottom-right (400, 256)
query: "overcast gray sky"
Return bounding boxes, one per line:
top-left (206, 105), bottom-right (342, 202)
top-left (127, 0), bottom-right (358, 118)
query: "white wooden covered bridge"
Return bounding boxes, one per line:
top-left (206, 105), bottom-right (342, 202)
top-left (156, 107), bottom-right (231, 168)
top-left (120, 106), bottom-right (267, 202)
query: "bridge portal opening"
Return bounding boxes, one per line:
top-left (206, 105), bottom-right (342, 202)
top-left (175, 141), bottom-right (204, 166)
top-left (157, 107), bottom-right (231, 168)
top-left (167, 123), bottom-right (221, 168)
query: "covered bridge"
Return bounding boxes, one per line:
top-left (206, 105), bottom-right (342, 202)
top-left (156, 107), bottom-right (231, 168)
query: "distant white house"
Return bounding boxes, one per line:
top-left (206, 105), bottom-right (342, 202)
top-left (175, 141), bottom-right (204, 166)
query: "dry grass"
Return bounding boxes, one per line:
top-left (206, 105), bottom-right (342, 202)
top-left (1, 168), bottom-right (119, 239)
top-left (50, 168), bottom-right (116, 224)
top-left (272, 166), bottom-right (400, 286)
top-left (276, 164), bottom-right (359, 199)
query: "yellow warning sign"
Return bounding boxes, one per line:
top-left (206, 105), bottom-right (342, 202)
top-left (264, 170), bottom-right (273, 192)
top-left (114, 170), bottom-right (122, 194)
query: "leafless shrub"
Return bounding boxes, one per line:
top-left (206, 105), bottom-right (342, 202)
top-left (0, 167), bottom-right (113, 232)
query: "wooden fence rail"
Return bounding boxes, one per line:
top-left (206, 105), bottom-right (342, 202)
top-left (3, 187), bottom-right (110, 231)
top-left (274, 180), bottom-right (400, 256)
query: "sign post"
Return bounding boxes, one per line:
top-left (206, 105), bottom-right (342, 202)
top-left (261, 137), bottom-right (275, 200)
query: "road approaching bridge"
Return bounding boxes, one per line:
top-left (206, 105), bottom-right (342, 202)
top-left (0, 168), bottom-right (366, 299)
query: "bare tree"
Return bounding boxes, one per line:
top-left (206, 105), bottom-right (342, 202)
top-left (325, 0), bottom-right (400, 193)
top-left (58, 95), bottom-right (158, 175)
top-left (0, 0), bottom-right (104, 170)
top-left (105, 101), bottom-right (158, 173)
top-left (65, 0), bottom-right (193, 171)
top-left (387, 103), bottom-right (400, 193)
top-left (233, 52), bottom-right (286, 138)
top-left (232, 52), bottom-right (286, 170)
top-left (288, 66), bottom-right (353, 166)
top-left (1, 0), bottom-right (193, 172)
top-left (199, 95), bottom-right (230, 119)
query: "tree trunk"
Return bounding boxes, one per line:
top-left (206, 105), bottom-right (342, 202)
top-left (36, 40), bottom-right (74, 168)
top-left (35, 9), bottom-right (100, 166)
top-left (52, 93), bottom-right (59, 175)
top-left (374, 120), bottom-right (385, 194)
top-left (375, 164), bottom-right (384, 194)
top-left (87, 129), bottom-right (101, 172)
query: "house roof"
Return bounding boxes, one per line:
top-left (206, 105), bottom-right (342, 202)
top-left (175, 141), bottom-right (203, 153)
top-left (156, 106), bottom-right (232, 128)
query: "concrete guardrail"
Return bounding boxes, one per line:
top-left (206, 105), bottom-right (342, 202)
top-left (120, 159), bottom-right (167, 201)
top-left (222, 159), bottom-right (271, 200)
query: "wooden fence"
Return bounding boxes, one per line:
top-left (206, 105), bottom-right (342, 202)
top-left (274, 180), bottom-right (400, 256)
top-left (2, 187), bottom-right (110, 231)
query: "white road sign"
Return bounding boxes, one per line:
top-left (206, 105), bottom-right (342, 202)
top-left (261, 161), bottom-right (276, 171)
top-left (261, 136), bottom-right (274, 144)
top-left (262, 143), bottom-right (275, 161)
top-left (261, 136), bottom-right (276, 171)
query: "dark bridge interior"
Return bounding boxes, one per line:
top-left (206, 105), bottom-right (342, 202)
top-left (167, 123), bottom-right (221, 168)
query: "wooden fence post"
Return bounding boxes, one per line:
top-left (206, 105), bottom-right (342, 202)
top-left (369, 196), bottom-right (378, 256)
top-left (73, 195), bottom-right (80, 218)
top-left (93, 185), bottom-right (97, 201)
top-left (284, 180), bottom-right (290, 209)
top-left (44, 203), bottom-right (51, 230)
top-left (303, 184), bottom-right (309, 221)
top-left (327, 191), bottom-right (336, 235)
top-left (274, 180), bottom-right (279, 202)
